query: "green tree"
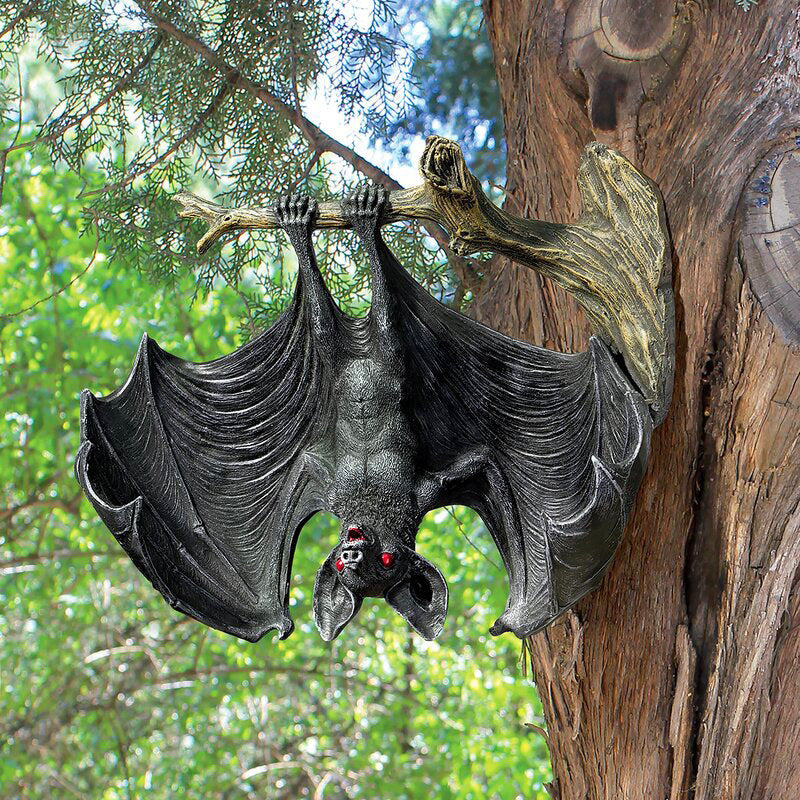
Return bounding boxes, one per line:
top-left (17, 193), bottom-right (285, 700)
top-left (0, 20), bottom-right (551, 800)
top-left (6, 1), bottom-right (799, 798)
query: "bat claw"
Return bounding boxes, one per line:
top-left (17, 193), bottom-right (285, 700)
top-left (274, 191), bottom-right (318, 235)
top-left (341, 183), bottom-right (387, 233)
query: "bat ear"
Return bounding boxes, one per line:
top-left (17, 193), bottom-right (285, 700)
top-left (313, 557), bottom-right (363, 641)
top-left (385, 551), bottom-right (449, 640)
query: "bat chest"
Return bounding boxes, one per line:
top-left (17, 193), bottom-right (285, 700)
top-left (330, 357), bottom-right (418, 492)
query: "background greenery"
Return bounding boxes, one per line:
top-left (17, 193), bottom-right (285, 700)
top-left (1, 1), bottom-right (551, 797)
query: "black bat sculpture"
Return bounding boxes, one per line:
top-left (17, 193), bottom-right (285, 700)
top-left (75, 187), bottom-right (652, 642)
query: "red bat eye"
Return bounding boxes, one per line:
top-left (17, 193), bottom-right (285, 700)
top-left (380, 552), bottom-right (395, 568)
top-left (335, 559), bottom-right (344, 572)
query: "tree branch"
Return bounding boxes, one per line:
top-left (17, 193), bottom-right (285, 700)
top-left (0, 56), bottom-right (24, 205)
top-left (134, 1), bottom-right (398, 188)
top-left (178, 136), bottom-right (673, 416)
top-left (0, 232), bottom-right (100, 321)
top-left (0, 493), bottom-right (82, 522)
top-left (83, 80), bottom-right (231, 198)
top-left (0, 549), bottom-right (120, 572)
top-left (0, 35), bottom-right (163, 202)
top-left (132, 0), bottom-right (480, 289)
top-left (175, 183), bottom-right (432, 251)
top-left (0, 0), bottom-right (40, 38)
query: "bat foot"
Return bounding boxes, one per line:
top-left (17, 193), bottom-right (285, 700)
top-left (341, 184), bottom-right (387, 235)
top-left (274, 192), bottom-right (318, 237)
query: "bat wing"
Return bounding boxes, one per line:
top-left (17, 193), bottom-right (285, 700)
top-left (381, 243), bottom-right (653, 638)
top-left (75, 290), bottom-right (333, 641)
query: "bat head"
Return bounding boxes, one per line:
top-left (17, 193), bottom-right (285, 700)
top-left (313, 524), bottom-right (448, 641)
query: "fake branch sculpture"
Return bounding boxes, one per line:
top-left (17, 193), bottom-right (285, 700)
top-left (76, 139), bottom-right (673, 643)
top-left (177, 136), bottom-right (674, 421)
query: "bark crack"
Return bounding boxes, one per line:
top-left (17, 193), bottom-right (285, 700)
top-left (681, 235), bottom-right (742, 793)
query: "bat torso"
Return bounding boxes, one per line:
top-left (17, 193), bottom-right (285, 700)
top-left (325, 353), bottom-right (420, 534)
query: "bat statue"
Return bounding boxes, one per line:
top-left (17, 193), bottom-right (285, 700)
top-left (75, 140), bottom-right (673, 642)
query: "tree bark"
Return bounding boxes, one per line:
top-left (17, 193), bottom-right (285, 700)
top-left (479, 2), bottom-right (800, 798)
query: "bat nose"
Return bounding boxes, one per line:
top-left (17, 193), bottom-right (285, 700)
top-left (340, 549), bottom-right (363, 566)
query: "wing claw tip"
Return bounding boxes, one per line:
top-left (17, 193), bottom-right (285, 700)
top-left (277, 617), bottom-right (294, 640)
top-left (237, 616), bottom-right (294, 643)
top-left (417, 622), bottom-right (444, 641)
top-left (491, 605), bottom-right (557, 639)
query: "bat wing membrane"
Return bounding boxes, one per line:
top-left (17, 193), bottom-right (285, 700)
top-left (75, 292), bottom-right (332, 641)
top-left (380, 242), bottom-right (653, 638)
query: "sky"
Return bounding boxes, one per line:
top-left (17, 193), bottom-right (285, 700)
top-left (305, 80), bottom-right (427, 189)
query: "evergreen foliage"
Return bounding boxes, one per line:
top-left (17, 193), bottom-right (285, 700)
top-left (0, 123), bottom-right (552, 799)
top-left (0, 0), bottom-right (486, 335)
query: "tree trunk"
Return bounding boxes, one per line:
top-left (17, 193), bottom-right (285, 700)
top-left (478, 2), bottom-right (800, 798)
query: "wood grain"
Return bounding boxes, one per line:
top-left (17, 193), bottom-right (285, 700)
top-left (740, 140), bottom-right (800, 344)
top-left (177, 136), bottom-right (674, 420)
top-left (482, 1), bottom-right (800, 798)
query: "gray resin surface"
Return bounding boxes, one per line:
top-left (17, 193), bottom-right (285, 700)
top-left (76, 187), bottom-right (654, 642)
